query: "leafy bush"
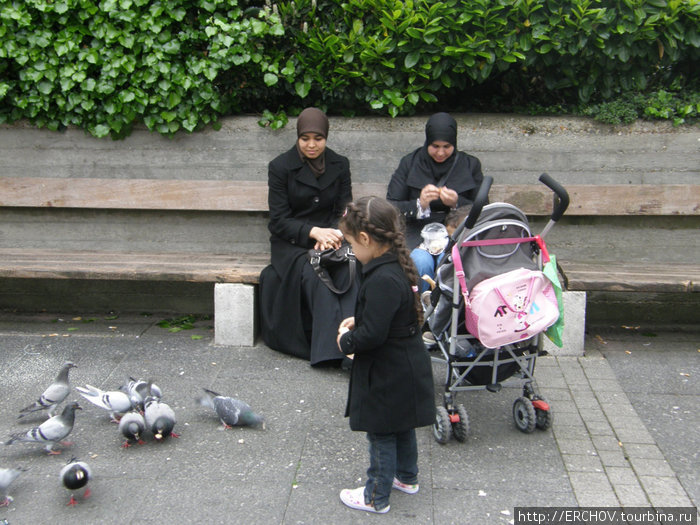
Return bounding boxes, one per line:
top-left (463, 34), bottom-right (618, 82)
top-left (0, 0), bottom-right (287, 137)
top-left (273, 0), bottom-right (700, 117)
top-left (580, 88), bottom-right (700, 125)
top-left (0, 0), bottom-right (698, 137)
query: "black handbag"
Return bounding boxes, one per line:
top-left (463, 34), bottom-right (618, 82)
top-left (307, 242), bottom-right (357, 294)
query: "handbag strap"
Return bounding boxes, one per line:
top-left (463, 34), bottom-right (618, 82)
top-left (310, 256), bottom-right (356, 295)
top-left (435, 151), bottom-right (461, 187)
top-left (451, 242), bottom-right (470, 308)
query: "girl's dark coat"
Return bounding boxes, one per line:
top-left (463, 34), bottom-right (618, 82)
top-left (259, 145), bottom-right (353, 361)
top-left (339, 252), bottom-right (435, 433)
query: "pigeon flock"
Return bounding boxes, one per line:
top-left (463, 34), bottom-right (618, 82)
top-left (1, 361), bottom-right (265, 508)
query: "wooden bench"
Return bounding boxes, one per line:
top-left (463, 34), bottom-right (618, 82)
top-left (1, 176), bottom-right (698, 348)
top-left (560, 261), bottom-right (700, 293)
top-left (3, 177), bottom-right (698, 215)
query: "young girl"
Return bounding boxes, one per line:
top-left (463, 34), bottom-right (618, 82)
top-left (336, 196), bottom-right (435, 514)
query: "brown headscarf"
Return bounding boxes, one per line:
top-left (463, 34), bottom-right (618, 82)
top-left (296, 107), bottom-right (329, 177)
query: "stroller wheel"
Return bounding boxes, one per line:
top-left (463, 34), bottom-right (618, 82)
top-left (512, 397), bottom-right (536, 433)
top-left (432, 406), bottom-right (453, 444)
top-left (533, 396), bottom-right (553, 430)
top-left (452, 404), bottom-right (470, 442)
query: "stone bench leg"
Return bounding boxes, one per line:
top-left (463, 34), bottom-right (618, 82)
top-left (541, 291), bottom-right (586, 357)
top-left (214, 283), bottom-right (256, 346)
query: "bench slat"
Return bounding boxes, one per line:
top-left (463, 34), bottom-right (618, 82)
top-left (560, 260), bottom-right (700, 293)
top-left (2, 250), bottom-right (697, 294)
top-left (1, 177), bottom-right (698, 216)
top-left (0, 249), bottom-right (269, 284)
top-left (0, 178), bottom-right (270, 212)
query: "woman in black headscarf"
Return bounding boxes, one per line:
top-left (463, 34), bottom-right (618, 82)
top-left (259, 107), bottom-right (356, 366)
top-left (386, 112), bottom-right (484, 291)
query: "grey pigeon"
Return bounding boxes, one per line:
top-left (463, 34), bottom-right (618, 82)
top-left (6, 402), bottom-right (81, 454)
top-left (120, 377), bottom-right (162, 412)
top-left (0, 466), bottom-right (26, 507)
top-left (144, 389), bottom-right (177, 441)
top-left (118, 410), bottom-right (146, 447)
top-left (75, 384), bottom-right (132, 422)
top-left (18, 361), bottom-right (77, 419)
top-left (60, 457), bottom-right (91, 506)
top-left (196, 388), bottom-right (265, 430)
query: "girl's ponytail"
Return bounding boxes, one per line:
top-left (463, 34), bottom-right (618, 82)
top-left (390, 229), bottom-right (424, 325)
top-left (340, 196), bottom-right (424, 325)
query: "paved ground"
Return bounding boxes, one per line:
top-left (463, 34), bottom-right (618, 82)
top-left (0, 313), bottom-right (697, 524)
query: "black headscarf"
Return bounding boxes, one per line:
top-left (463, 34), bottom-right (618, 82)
top-left (417, 112), bottom-right (458, 182)
top-left (296, 107), bottom-right (329, 177)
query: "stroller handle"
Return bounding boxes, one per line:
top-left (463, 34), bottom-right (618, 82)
top-left (446, 176), bottom-right (493, 253)
top-left (538, 173), bottom-right (569, 222)
top-left (465, 176), bottom-right (493, 229)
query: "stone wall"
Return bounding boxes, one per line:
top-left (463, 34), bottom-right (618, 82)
top-left (1, 115), bottom-right (698, 319)
top-left (1, 115), bottom-right (698, 256)
top-left (3, 114), bottom-right (698, 184)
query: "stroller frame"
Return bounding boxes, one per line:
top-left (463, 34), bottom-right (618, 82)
top-left (425, 174), bottom-right (569, 444)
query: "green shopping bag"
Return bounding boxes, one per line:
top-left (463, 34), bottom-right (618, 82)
top-left (533, 235), bottom-right (564, 347)
top-left (543, 253), bottom-right (565, 347)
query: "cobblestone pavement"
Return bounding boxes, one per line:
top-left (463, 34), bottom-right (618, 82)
top-left (0, 313), bottom-right (696, 524)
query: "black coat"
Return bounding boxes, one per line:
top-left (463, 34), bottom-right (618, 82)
top-left (259, 146), bottom-right (353, 360)
top-left (339, 252), bottom-right (435, 433)
top-left (386, 148), bottom-right (484, 248)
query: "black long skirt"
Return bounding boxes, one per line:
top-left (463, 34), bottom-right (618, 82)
top-left (259, 258), bottom-right (358, 365)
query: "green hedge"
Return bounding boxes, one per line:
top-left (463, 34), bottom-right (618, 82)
top-left (0, 0), bottom-right (287, 136)
top-left (1, 0), bottom-right (698, 137)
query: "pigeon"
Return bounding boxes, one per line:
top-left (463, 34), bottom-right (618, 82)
top-left (60, 457), bottom-right (91, 506)
top-left (75, 384), bottom-right (132, 422)
top-left (18, 361), bottom-right (77, 419)
top-left (144, 389), bottom-right (178, 441)
top-left (6, 402), bottom-right (81, 454)
top-left (118, 410), bottom-right (146, 447)
top-left (196, 388), bottom-right (265, 430)
top-left (0, 467), bottom-right (26, 507)
top-left (120, 377), bottom-right (162, 412)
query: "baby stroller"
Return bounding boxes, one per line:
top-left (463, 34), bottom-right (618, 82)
top-left (423, 174), bottom-right (569, 443)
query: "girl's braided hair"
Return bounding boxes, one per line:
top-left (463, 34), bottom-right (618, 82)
top-left (339, 196), bottom-right (423, 325)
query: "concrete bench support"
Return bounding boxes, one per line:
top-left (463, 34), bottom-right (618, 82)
top-left (542, 291), bottom-right (586, 357)
top-left (214, 283), bottom-right (256, 346)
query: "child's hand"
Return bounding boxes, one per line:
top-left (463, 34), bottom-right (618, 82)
top-left (339, 317), bottom-right (355, 331)
top-left (336, 317), bottom-right (355, 352)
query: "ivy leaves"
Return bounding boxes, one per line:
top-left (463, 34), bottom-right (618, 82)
top-left (0, 0), bottom-right (698, 136)
top-left (0, 0), bottom-right (286, 137)
top-left (275, 0), bottom-right (698, 118)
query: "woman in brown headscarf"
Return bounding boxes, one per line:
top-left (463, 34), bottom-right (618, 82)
top-left (259, 108), bottom-right (357, 366)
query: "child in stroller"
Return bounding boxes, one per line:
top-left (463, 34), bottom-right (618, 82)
top-left (423, 174), bottom-right (569, 443)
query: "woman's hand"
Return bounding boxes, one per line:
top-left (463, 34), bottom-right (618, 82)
top-left (310, 227), bottom-right (343, 251)
top-left (439, 187), bottom-right (458, 208)
top-left (419, 184), bottom-right (441, 210)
